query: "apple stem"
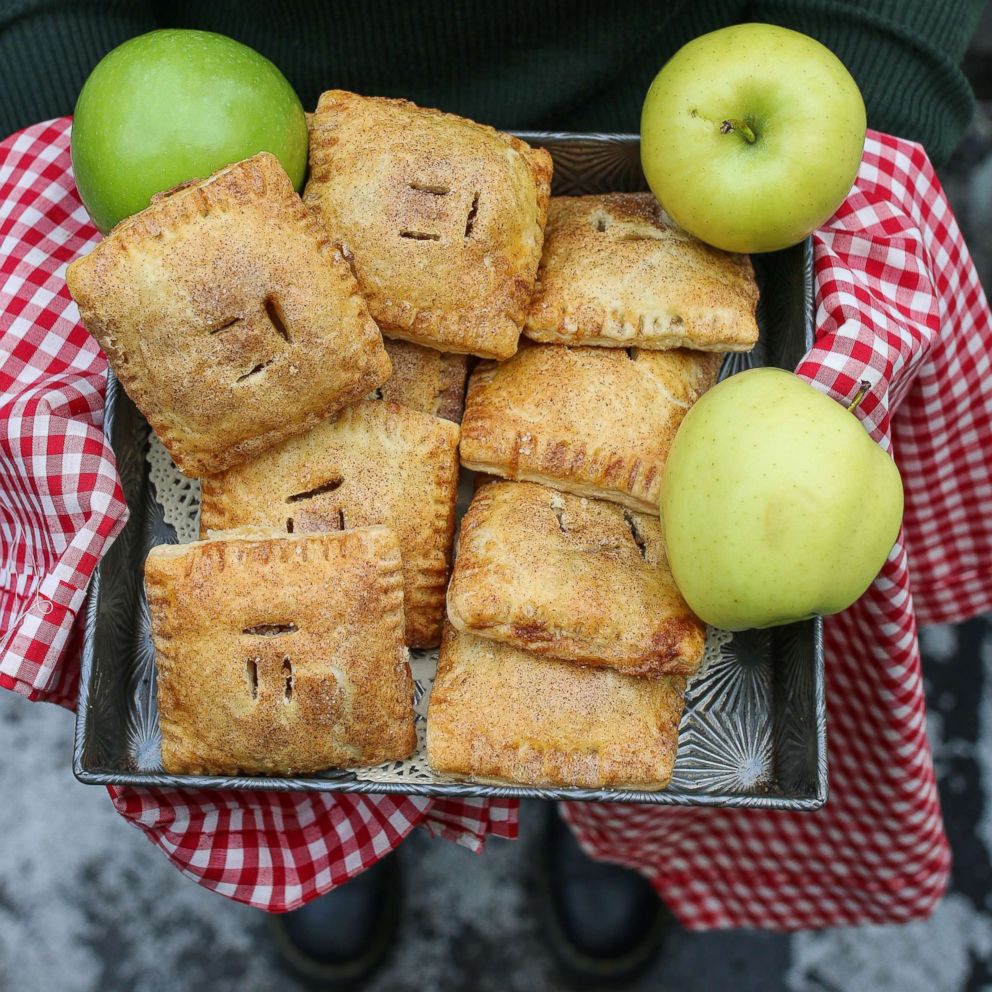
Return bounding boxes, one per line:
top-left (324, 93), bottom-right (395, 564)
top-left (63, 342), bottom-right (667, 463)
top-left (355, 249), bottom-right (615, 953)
top-left (847, 380), bottom-right (872, 413)
top-left (719, 118), bottom-right (757, 144)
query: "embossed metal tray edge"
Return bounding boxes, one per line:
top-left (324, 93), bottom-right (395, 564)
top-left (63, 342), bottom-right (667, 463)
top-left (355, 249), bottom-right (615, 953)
top-left (74, 132), bottom-right (827, 810)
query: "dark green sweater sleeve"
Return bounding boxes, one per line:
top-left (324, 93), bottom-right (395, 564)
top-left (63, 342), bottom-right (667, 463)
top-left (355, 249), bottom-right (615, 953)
top-left (751, 0), bottom-right (987, 164)
top-left (0, 0), bottom-right (984, 165)
top-left (0, 0), bottom-right (158, 138)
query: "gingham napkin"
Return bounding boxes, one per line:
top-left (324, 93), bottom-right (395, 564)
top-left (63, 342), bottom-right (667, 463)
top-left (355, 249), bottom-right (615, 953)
top-left (2, 119), bottom-right (990, 925)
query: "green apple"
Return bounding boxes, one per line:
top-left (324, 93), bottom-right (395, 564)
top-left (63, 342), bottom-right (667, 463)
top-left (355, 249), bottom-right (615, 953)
top-left (640, 23), bottom-right (866, 253)
top-left (660, 368), bottom-right (903, 630)
top-left (72, 29), bottom-right (308, 232)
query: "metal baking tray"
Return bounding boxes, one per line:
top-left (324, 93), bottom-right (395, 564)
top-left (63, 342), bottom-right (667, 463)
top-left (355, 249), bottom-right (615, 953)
top-left (74, 133), bottom-right (826, 809)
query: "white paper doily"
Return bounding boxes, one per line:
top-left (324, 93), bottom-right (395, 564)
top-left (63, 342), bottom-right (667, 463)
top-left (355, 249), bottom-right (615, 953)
top-left (148, 434), bottom-right (200, 543)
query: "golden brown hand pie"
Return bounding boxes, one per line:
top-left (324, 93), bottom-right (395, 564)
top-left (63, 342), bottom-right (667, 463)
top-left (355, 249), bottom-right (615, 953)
top-left (447, 481), bottom-right (705, 677)
top-left (66, 152), bottom-right (391, 477)
top-left (459, 342), bottom-right (723, 512)
top-left (145, 527), bottom-right (416, 776)
top-left (200, 401), bottom-right (460, 648)
top-left (525, 193), bottom-right (759, 351)
top-left (375, 339), bottom-right (469, 423)
top-left (426, 624), bottom-right (685, 790)
top-left (304, 90), bottom-right (553, 360)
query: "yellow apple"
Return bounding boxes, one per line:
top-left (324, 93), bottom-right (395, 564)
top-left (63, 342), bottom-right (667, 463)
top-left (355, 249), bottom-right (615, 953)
top-left (660, 368), bottom-right (903, 630)
top-left (640, 23), bottom-right (866, 253)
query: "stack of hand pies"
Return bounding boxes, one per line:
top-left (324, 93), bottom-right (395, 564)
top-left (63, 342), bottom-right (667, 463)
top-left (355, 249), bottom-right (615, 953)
top-left (67, 90), bottom-right (758, 789)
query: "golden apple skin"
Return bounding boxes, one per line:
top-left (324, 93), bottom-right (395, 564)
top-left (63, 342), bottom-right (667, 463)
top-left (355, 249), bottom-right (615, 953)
top-left (641, 23), bottom-right (866, 253)
top-left (660, 368), bottom-right (903, 631)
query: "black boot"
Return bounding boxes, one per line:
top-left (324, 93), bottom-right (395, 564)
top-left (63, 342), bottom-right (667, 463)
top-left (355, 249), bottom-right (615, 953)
top-left (269, 851), bottom-right (401, 989)
top-left (538, 805), bottom-right (673, 986)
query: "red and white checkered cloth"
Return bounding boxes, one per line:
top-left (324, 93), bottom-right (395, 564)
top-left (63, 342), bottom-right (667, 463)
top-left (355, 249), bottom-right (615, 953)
top-left (2, 118), bottom-right (990, 927)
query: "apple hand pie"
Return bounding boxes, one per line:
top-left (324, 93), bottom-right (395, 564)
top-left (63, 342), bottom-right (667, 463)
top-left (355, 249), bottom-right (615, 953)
top-left (447, 481), bottom-right (705, 676)
top-left (525, 193), bottom-right (759, 351)
top-left (200, 400), bottom-right (460, 649)
top-left (459, 342), bottom-right (723, 512)
top-left (374, 339), bottom-right (469, 423)
top-left (67, 152), bottom-right (391, 477)
top-left (427, 624), bottom-right (685, 790)
top-left (145, 527), bottom-right (416, 776)
top-left (304, 90), bottom-right (553, 360)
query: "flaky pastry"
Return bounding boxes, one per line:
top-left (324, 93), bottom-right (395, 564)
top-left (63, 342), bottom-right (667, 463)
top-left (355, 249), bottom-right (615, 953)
top-left (525, 193), bottom-right (759, 351)
top-left (459, 342), bottom-right (722, 511)
top-left (304, 90), bottom-right (552, 360)
top-left (67, 152), bottom-right (390, 477)
top-left (427, 624), bottom-right (685, 790)
top-left (200, 401), bottom-right (460, 648)
top-left (447, 481), bottom-right (705, 676)
top-left (375, 339), bottom-right (469, 422)
top-left (145, 527), bottom-right (416, 776)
